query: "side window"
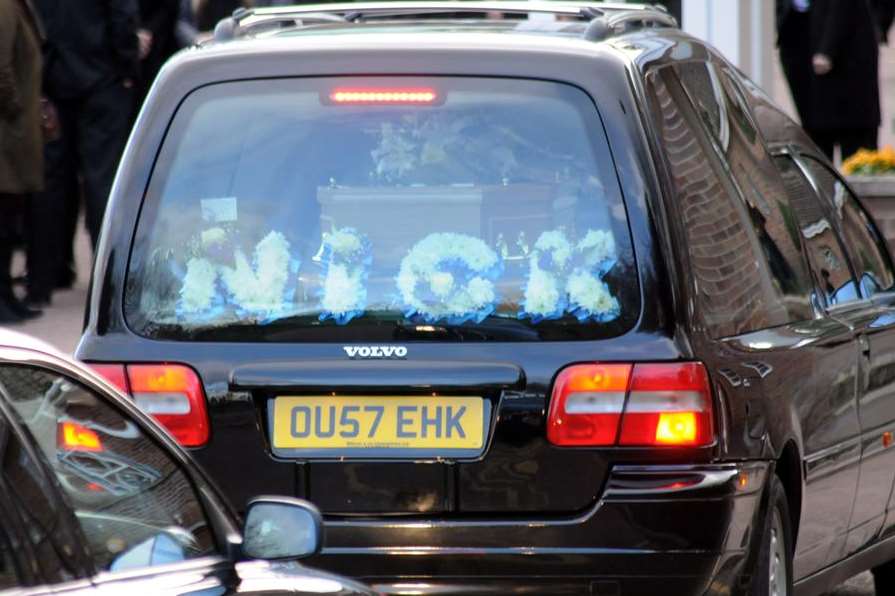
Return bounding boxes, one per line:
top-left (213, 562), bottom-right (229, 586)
top-left (773, 155), bottom-right (859, 306)
top-left (0, 403), bottom-right (79, 585)
top-left (0, 365), bottom-right (216, 574)
top-left (673, 61), bottom-right (724, 141)
top-left (0, 524), bottom-right (17, 591)
top-left (0, 423), bottom-right (33, 589)
top-left (648, 64), bottom-right (799, 337)
top-left (675, 61), bottom-right (816, 323)
top-left (800, 156), bottom-right (895, 297)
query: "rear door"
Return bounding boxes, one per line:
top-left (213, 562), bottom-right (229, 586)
top-left (771, 152), bottom-right (864, 575)
top-left (792, 154), bottom-right (895, 554)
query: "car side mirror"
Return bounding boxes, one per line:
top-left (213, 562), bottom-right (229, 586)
top-left (241, 496), bottom-right (323, 560)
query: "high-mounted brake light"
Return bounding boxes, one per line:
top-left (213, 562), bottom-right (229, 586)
top-left (59, 421), bottom-right (103, 452)
top-left (329, 88), bottom-right (438, 104)
top-left (547, 362), bottom-right (714, 448)
top-left (89, 363), bottom-right (210, 448)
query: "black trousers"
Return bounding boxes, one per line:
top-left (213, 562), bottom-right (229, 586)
top-left (805, 127), bottom-right (878, 162)
top-left (28, 81), bottom-right (133, 299)
top-left (0, 194), bottom-right (26, 300)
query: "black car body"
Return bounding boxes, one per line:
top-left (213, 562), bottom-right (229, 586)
top-left (0, 330), bottom-right (374, 595)
top-left (77, 2), bottom-right (895, 594)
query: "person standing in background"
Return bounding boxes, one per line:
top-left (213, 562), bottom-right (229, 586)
top-left (28, 0), bottom-right (139, 308)
top-left (0, 0), bottom-right (44, 323)
top-left (777, 0), bottom-right (881, 162)
top-left (196, 0), bottom-right (248, 32)
top-left (137, 0), bottom-right (181, 103)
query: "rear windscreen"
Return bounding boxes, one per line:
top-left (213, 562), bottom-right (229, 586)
top-left (125, 77), bottom-right (638, 341)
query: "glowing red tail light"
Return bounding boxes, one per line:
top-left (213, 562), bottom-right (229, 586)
top-left (329, 88), bottom-right (438, 104)
top-left (89, 363), bottom-right (210, 448)
top-left (618, 363), bottom-right (714, 446)
top-left (547, 364), bottom-right (632, 446)
top-left (89, 364), bottom-right (129, 394)
top-left (547, 362), bottom-right (714, 448)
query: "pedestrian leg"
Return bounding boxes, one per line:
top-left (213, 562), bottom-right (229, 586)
top-left (27, 101), bottom-right (78, 306)
top-left (805, 128), bottom-right (836, 161)
top-left (77, 81), bottom-right (134, 249)
top-left (0, 195), bottom-right (40, 322)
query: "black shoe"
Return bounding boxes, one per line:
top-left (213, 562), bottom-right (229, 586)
top-left (0, 299), bottom-right (24, 324)
top-left (24, 293), bottom-right (51, 310)
top-left (3, 295), bottom-right (42, 320)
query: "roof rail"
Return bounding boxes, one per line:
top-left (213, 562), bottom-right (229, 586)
top-left (213, 2), bottom-right (677, 42)
top-left (583, 8), bottom-right (677, 41)
top-left (214, 10), bottom-right (346, 41)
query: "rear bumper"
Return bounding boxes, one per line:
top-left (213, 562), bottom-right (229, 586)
top-left (313, 462), bottom-right (771, 596)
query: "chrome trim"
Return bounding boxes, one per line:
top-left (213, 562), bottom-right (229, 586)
top-left (603, 463), bottom-right (764, 496)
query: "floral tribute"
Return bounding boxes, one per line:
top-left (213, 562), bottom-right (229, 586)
top-left (567, 229), bottom-right (619, 321)
top-left (521, 228), bottom-right (619, 322)
top-left (174, 225), bottom-right (620, 326)
top-left (318, 227), bottom-right (372, 324)
top-left (521, 230), bottom-right (573, 321)
top-left (179, 228), bottom-right (296, 320)
top-left (397, 232), bottom-right (502, 324)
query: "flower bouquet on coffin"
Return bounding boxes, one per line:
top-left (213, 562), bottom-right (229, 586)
top-left (318, 227), bottom-right (372, 324)
top-left (179, 227), bottom-right (298, 322)
top-left (397, 232), bottom-right (503, 324)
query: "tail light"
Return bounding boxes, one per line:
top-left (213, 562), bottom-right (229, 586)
top-left (546, 364), bottom-right (632, 446)
top-left (89, 363), bottom-right (210, 447)
top-left (547, 362), bottom-right (714, 448)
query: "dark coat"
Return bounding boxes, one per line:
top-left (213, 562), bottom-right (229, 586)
top-left (34, 0), bottom-right (139, 100)
top-left (777, 0), bottom-right (880, 131)
top-left (196, 0), bottom-right (245, 32)
top-left (0, 0), bottom-right (43, 194)
top-left (138, 0), bottom-right (181, 96)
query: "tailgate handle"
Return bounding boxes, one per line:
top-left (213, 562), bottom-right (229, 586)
top-left (229, 360), bottom-right (525, 392)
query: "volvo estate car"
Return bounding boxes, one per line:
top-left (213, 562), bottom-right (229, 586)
top-left (77, 2), bottom-right (895, 594)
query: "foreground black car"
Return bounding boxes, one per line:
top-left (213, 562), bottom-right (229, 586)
top-left (77, 2), bottom-right (895, 594)
top-left (0, 330), bottom-right (373, 595)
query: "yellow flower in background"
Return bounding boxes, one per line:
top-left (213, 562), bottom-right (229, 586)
top-left (843, 145), bottom-right (895, 175)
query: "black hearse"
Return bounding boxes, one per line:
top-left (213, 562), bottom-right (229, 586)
top-left (77, 3), bottom-right (895, 594)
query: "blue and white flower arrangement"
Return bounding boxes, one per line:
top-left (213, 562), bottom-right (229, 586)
top-left (220, 231), bottom-right (294, 315)
top-left (179, 229), bottom-right (296, 320)
top-left (397, 232), bottom-right (502, 324)
top-left (521, 229), bottom-right (573, 321)
top-left (318, 227), bottom-right (372, 324)
top-left (180, 256), bottom-right (219, 314)
top-left (567, 229), bottom-right (620, 321)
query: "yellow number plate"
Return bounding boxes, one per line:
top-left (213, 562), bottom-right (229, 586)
top-left (270, 396), bottom-right (485, 456)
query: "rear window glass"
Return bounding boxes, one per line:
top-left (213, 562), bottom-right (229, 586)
top-left (125, 77), bottom-right (638, 342)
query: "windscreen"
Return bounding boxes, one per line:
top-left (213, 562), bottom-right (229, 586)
top-left (125, 77), bottom-right (638, 341)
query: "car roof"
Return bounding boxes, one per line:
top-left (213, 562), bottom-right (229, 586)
top-left (0, 328), bottom-right (63, 359)
top-left (203, 1), bottom-right (678, 47)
